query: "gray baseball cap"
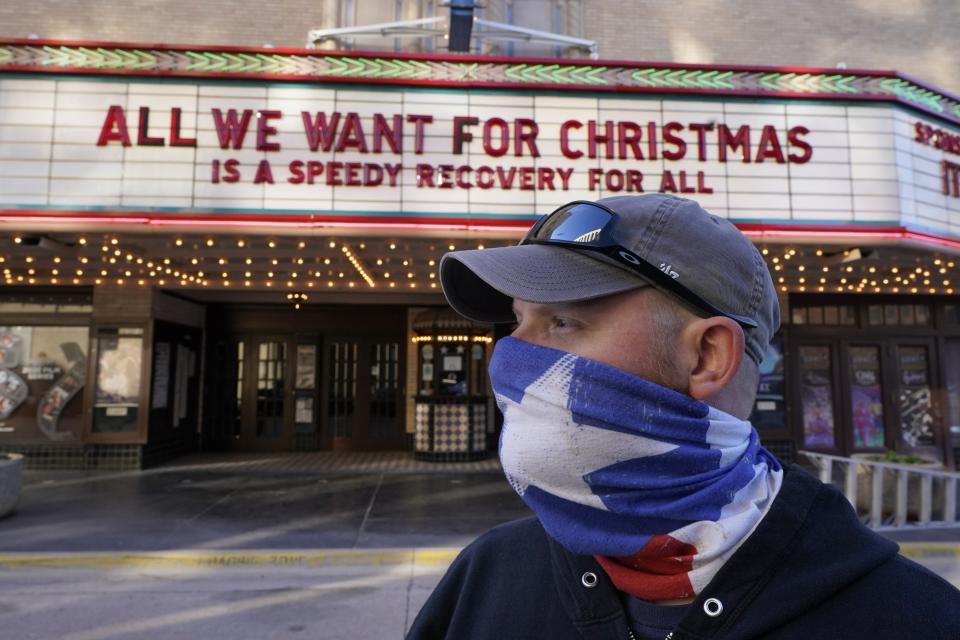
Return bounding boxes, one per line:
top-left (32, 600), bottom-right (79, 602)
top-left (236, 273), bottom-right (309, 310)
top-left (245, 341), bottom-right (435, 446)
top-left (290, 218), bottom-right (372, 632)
top-left (439, 194), bottom-right (780, 365)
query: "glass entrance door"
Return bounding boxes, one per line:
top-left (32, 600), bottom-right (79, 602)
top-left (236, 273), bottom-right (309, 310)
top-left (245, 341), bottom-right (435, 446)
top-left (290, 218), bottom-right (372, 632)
top-left (234, 336), bottom-right (294, 451)
top-left (324, 337), bottom-right (404, 450)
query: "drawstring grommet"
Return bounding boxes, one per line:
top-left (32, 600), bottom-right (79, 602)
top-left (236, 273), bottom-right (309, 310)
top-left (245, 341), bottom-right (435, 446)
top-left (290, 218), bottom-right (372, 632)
top-left (581, 571), bottom-right (598, 588)
top-left (703, 598), bottom-right (723, 617)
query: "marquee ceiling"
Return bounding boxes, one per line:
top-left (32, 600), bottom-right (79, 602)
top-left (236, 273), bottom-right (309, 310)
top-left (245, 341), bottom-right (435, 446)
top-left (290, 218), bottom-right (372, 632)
top-left (1, 231), bottom-right (956, 306)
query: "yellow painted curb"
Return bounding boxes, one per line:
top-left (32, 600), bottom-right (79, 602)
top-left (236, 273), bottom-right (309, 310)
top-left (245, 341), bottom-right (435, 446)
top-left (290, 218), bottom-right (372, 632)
top-left (898, 542), bottom-right (960, 559)
top-left (3, 544), bottom-right (951, 570)
top-left (0, 548), bottom-right (463, 570)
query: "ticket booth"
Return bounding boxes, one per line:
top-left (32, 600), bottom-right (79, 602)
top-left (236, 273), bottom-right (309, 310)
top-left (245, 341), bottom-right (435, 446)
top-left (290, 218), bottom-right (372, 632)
top-left (412, 309), bottom-right (493, 461)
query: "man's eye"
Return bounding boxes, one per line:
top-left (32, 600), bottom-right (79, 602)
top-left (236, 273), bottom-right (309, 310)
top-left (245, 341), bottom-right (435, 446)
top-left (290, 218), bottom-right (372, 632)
top-left (552, 317), bottom-right (570, 329)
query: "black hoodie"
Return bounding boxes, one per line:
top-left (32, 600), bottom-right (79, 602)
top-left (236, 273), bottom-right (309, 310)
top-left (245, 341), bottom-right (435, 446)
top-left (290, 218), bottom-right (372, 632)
top-left (407, 465), bottom-right (960, 639)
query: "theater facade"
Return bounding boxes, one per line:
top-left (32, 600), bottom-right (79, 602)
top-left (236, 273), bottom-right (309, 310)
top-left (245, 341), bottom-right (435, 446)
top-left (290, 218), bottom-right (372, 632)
top-left (1, 39), bottom-right (959, 469)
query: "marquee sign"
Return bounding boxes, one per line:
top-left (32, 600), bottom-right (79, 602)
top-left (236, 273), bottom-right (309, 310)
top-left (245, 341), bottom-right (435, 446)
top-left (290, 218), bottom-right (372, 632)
top-left (0, 39), bottom-right (959, 243)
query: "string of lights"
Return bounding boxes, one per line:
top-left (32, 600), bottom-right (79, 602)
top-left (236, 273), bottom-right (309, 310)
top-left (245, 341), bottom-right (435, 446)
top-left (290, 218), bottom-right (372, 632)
top-left (3, 235), bottom-right (958, 299)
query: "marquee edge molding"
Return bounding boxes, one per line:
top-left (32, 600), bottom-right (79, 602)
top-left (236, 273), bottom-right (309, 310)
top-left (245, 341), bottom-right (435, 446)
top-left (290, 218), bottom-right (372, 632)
top-left (1, 38), bottom-right (958, 128)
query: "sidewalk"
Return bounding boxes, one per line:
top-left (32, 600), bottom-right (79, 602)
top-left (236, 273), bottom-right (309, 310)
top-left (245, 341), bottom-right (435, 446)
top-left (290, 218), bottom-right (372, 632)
top-left (1, 455), bottom-right (523, 639)
top-left (1, 453), bottom-right (958, 639)
top-left (8, 453), bottom-right (521, 552)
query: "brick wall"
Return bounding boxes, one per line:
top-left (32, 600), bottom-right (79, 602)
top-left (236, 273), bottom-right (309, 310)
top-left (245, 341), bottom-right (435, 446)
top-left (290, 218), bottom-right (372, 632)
top-left (581, 0), bottom-right (960, 96)
top-left (0, 0), bottom-right (956, 95)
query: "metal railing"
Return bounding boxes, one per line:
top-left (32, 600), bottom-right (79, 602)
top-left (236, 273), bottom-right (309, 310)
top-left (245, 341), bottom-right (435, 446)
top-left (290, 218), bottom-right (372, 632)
top-left (800, 450), bottom-right (960, 531)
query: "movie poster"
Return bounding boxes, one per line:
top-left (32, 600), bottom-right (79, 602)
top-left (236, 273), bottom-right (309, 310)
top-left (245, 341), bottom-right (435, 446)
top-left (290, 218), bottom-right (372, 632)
top-left (36, 355), bottom-right (84, 441)
top-left (851, 385), bottom-right (884, 448)
top-left (0, 368), bottom-right (28, 420)
top-left (799, 346), bottom-right (835, 448)
top-left (95, 336), bottom-right (142, 405)
top-left (898, 346), bottom-right (935, 447)
top-left (750, 339), bottom-right (785, 431)
top-left (295, 345), bottom-right (316, 389)
top-left (849, 346), bottom-right (885, 449)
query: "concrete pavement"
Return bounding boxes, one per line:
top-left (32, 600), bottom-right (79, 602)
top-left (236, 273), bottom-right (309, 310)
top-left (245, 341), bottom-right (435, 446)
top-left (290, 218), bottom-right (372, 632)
top-left (0, 453), bottom-right (958, 639)
top-left (0, 551), bottom-right (450, 640)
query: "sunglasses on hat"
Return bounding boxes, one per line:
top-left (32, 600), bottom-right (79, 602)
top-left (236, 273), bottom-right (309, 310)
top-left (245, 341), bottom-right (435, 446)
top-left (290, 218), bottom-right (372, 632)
top-left (521, 200), bottom-right (759, 329)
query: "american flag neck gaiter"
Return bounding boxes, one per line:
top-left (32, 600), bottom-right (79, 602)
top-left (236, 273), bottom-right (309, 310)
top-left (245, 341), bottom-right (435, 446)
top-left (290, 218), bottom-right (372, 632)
top-left (490, 336), bottom-right (784, 602)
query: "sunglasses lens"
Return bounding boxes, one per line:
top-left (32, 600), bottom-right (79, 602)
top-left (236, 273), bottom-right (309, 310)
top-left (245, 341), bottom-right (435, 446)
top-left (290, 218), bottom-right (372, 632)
top-left (532, 203), bottom-right (613, 244)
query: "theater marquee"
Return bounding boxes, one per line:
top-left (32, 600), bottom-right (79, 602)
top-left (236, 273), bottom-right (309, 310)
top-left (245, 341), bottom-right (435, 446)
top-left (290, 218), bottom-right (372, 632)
top-left (0, 40), bottom-right (958, 243)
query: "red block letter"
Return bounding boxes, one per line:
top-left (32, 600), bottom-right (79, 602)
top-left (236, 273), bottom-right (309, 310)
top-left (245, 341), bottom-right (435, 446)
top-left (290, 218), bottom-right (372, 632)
top-left (256, 110), bottom-right (282, 152)
top-left (96, 105), bottom-right (131, 146)
top-left (212, 109), bottom-right (253, 150)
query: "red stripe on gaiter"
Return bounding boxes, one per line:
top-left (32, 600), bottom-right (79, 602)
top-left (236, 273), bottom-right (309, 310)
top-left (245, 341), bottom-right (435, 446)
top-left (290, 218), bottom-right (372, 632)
top-left (595, 535), bottom-right (698, 601)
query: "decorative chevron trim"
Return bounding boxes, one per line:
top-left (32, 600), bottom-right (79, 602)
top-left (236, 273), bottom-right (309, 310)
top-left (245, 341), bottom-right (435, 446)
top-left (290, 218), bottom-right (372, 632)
top-left (1, 39), bottom-right (959, 126)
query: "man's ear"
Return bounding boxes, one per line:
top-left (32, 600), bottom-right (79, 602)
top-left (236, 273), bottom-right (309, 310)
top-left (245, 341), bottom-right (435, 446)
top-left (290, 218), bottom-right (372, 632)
top-left (683, 317), bottom-right (745, 402)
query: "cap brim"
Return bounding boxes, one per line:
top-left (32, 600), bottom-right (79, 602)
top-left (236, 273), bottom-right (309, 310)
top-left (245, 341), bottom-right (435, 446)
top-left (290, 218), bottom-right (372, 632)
top-left (439, 244), bottom-right (648, 324)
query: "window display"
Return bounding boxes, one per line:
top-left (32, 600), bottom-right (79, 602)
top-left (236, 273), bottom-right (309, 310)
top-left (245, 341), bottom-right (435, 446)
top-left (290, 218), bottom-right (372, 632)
top-left (92, 328), bottom-right (144, 434)
top-left (0, 326), bottom-right (88, 443)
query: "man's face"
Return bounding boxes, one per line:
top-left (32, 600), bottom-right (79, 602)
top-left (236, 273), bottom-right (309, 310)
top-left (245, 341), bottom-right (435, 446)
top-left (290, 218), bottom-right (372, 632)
top-left (510, 287), bottom-right (688, 392)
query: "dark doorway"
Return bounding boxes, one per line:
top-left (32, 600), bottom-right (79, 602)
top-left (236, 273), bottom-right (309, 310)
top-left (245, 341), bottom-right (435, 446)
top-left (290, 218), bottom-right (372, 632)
top-left (233, 335), bottom-right (296, 452)
top-left (204, 303), bottom-right (408, 453)
top-left (323, 336), bottom-right (404, 450)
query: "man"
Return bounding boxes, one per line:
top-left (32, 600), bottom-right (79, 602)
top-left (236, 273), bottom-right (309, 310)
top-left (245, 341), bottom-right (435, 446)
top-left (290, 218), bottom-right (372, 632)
top-left (408, 195), bottom-right (960, 639)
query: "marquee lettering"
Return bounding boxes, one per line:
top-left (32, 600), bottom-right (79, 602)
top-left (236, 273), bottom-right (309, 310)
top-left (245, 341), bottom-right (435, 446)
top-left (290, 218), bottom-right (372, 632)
top-left (94, 105), bottom-right (817, 192)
